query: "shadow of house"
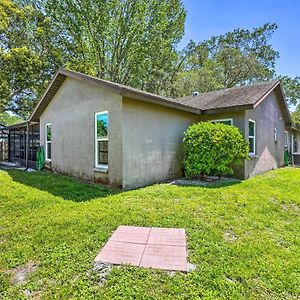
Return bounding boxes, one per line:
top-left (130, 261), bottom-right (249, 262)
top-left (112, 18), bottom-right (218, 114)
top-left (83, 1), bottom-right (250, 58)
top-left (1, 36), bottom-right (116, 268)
top-left (7, 170), bottom-right (120, 202)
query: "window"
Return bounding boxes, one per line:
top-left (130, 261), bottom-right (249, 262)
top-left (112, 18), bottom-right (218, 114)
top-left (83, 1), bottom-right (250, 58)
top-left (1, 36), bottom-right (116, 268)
top-left (284, 131), bottom-right (289, 147)
top-left (292, 134), bottom-right (298, 153)
top-left (249, 119), bottom-right (256, 155)
top-left (95, 111), bottom-right (108, 168)
top-left (274, 128), bottom-right (277, 142)
top-left (45, 123), bottom-right (51, 160)
top-left (209, 118), bottom-right (233, 126)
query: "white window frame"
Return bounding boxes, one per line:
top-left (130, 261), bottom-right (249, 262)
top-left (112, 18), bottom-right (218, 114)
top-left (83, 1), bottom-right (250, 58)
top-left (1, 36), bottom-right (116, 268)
top-left (95, 111), bottom-right (108, 169)
top-left (45, 123), bottom-right (51, 161)
top-left (284, 131), bottom-right (289, 147)
top-left (209, 118), bottom-right (233, 125)
top-left (249, 119), bottom-right (256, 155)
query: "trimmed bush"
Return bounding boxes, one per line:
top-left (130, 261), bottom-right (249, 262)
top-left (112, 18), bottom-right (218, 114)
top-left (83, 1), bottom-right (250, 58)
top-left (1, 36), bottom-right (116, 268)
top-left (183, 122), bottom-right (249, 177)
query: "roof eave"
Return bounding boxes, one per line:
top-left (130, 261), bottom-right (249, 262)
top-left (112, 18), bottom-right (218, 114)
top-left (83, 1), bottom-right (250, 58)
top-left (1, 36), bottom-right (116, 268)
top-left (5, 121), bottom-right (29, 130)
top-left (30, 68), bottom-right (202, 121)
top-left (202, 104), bottom-right (254, 115)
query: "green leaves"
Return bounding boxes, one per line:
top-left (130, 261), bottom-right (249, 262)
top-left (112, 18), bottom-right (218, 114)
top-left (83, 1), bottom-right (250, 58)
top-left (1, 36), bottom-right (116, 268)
top-left (45, 0), bottom-right (185, 94)
top-left (278, 76), bottom-right (300, 107)
top-left (0, 0), bottom-right (63, 118)
top-left (183, 122), bottom-right (249, 177)
top-left (0, 112), bottom-right (23, 126)
top-left (173, 23), bottom-right (279, 98)
top-left (291, 109), bottom-right (300, 129)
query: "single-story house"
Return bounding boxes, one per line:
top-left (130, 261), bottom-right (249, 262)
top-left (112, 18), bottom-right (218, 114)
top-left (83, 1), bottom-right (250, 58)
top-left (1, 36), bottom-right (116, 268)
top-left (5, 68), bottom-right (300, 189)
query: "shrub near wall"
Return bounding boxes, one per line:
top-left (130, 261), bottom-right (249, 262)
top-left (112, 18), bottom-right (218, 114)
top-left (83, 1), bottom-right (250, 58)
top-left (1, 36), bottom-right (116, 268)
top-left (183, 122), bottom-right (249, 178)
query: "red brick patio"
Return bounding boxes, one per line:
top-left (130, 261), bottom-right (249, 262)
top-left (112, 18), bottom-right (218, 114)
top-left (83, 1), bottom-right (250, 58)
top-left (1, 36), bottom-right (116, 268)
top-left (95, 226), bottom-right (188, 272)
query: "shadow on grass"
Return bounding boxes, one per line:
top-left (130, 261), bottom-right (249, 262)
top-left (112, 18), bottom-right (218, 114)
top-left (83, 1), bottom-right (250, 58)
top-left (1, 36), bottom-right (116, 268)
top-left (7, 169), bottom-right (120, 202)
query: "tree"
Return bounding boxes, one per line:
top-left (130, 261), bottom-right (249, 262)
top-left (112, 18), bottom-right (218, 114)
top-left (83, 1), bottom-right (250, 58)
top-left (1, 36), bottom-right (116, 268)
top-left (291, 108), bottom-right (300, 129)
top-left (44, 0), bottom-right (186, 95)
top-left (278, 76), bottom-right (300, 107)
top-left (0, 112), bottom-right (23, 126)
top-left (0, 0), bottom-right (64, 118)
top-left (183, 122), bottom-right (249, 178)
top-left (172, 23), bottom-right (279, 97)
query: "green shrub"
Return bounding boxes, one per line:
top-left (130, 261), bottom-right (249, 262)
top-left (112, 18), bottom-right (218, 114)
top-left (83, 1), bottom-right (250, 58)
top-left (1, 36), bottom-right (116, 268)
top-left (183, 122), bottom-right (249, 177)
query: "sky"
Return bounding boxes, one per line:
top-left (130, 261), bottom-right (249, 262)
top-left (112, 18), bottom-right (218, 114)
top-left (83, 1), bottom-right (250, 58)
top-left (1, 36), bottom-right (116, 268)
top-left (180, 0), bottom-right (300, 78)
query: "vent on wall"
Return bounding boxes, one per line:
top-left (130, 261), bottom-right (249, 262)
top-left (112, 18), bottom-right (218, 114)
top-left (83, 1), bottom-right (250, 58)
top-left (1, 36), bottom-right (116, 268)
top-left (192, 91), bottom-right (200, 97)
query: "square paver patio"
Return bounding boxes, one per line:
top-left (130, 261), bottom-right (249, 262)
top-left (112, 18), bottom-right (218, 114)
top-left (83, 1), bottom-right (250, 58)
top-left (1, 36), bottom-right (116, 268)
top-left (95, 226), bottom-right (188, 272)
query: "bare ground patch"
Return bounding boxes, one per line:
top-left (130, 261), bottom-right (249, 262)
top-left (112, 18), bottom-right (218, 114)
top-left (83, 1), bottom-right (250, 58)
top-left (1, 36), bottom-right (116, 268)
top-left (4, 261), bottom-right (38, 285)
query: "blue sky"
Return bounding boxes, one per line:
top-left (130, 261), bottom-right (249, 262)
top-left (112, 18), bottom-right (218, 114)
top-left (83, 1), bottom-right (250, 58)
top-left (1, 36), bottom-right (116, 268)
top-left (180, 0), bottom-right (300, 77)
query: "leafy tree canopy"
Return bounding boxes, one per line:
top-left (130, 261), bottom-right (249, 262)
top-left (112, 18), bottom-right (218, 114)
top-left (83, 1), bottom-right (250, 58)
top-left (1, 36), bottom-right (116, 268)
top-left (0, 0), bottom-right (63, 118)
top-left (278, 76), bottom-right (300, 107)
top-left (1, 2), bottom-right (299, 119)
top-left (291, 108), bottom-right (300, 129)
top-left (0, 112), bottom-right (23, 126)
top-left (172, 23), bottom-right (279, 96)
top-left (44, 0), bottom-right (186, 95)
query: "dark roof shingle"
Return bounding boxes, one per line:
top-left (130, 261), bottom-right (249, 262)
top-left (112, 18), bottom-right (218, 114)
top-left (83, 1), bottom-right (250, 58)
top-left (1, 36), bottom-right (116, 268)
top-left (176, 80), bottom-right (280, 112)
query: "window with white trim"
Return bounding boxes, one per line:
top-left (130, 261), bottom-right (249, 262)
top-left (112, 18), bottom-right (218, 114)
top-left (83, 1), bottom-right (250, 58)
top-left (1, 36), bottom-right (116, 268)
top-left (45, 123), bottom-right (51, 160)
top-left (209, 118), bottom-right (233, 126)
top-left (95, 111), bottom-right (108, 168)
top-left (284, 131), bottom-right (289, 147)
top-left (249, 119), bottom-right (256, 155)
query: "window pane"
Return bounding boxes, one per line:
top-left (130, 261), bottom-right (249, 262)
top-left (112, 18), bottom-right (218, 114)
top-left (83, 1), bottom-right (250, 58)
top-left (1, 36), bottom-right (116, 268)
top-left (98, 140), bottom-right (108, 164)
top-left (220, 120), bottom-right (231, 126)
top-left (249, 121), bottom-right (255, 136)
top-left (249, 137), bottom-right (254, 153)
top-left (96, 113), bottom-right (108, 138)
top-left (14, 130), bottom-right (20, 157)
top-left (47, 143), bottom-right (51, 159)
top-left (46, 125), bottom-right (51, 142)
top-left (212, 120), bottom-right (232, 126)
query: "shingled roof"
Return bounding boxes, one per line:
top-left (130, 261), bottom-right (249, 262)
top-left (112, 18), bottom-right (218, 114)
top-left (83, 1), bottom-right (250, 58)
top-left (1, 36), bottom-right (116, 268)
top-left (30, 69), bottom-right (200, 121)
top-left (176, 80), bottom-right (281, 113)
top-left (28, 68), bottom-right (291, 124)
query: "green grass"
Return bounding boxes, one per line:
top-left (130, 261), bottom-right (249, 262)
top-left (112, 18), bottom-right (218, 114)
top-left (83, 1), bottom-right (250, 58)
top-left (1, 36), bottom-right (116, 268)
top-left (0, 168), bottom-right (299, 299)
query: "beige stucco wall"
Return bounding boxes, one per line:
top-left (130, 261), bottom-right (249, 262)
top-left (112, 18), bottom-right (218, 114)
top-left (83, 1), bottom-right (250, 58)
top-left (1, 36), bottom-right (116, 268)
top-left (122, 97), bottom-right (199, 189)
top-left (39, 77), bottom-right (123, 187)
top-left (244, 91), bottom-right (287, 178)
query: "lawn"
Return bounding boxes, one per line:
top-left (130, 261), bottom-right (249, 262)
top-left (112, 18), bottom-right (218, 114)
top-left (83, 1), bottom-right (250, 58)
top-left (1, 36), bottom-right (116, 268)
top-left (0, 168), bottom-right (299, 299)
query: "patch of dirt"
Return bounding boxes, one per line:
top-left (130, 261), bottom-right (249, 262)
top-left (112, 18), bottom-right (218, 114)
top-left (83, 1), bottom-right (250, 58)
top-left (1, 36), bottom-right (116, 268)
top-left (281, 203), bottom-right (300, 215)
top-left (224, 230), bottom-right (239, 242)
top-left (4, 261), bottom-right (38, 285)
top-left (169, 176), bottom-right (240, 187)
top-left (90, 261), bottom-right (113, 286)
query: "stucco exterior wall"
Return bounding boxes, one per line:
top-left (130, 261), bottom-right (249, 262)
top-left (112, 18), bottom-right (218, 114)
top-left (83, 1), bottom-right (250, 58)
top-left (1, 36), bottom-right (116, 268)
top-left (39, 77), bottom-right (123, 187)
top-left (122, 97), bottom-right (199, 189)
top-left (244, 91), bottom-right (286, 178)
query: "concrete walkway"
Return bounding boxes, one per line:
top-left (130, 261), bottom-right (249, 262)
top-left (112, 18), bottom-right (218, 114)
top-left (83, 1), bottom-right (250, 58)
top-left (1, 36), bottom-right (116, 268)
top-left (0, 161), bottom-right (35, 172)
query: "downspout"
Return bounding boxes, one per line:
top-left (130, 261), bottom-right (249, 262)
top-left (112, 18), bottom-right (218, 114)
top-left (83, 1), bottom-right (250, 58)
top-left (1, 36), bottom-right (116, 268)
top-left (25, 122), bottom-right (30, 170)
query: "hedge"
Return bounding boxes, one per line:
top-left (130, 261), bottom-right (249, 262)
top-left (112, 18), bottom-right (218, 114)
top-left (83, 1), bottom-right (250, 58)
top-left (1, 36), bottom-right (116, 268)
top-left (183, 122), bottom-right (249, 177)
